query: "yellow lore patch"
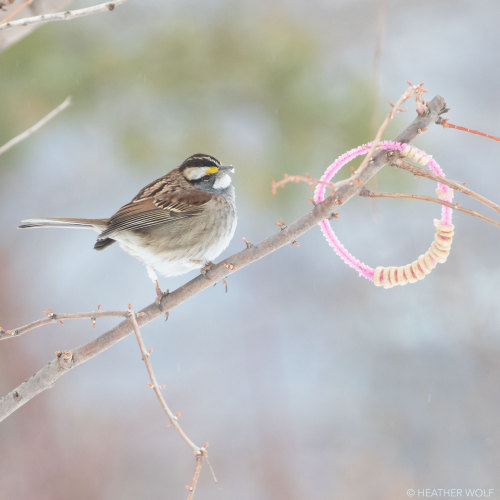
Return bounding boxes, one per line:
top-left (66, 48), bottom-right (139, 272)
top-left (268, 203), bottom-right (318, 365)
top-left (205, 166), bottom-right (219, 174)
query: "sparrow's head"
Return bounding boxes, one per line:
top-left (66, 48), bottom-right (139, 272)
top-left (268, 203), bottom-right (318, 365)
top-left (180, 154), bottom-right (234, 192)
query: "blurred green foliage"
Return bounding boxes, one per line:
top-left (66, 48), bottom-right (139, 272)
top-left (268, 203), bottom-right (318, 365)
top-left (1, 7), bottom-right (416, 204)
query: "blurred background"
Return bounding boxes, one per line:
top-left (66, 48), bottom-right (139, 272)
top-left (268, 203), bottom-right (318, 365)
top-left (1, 1), bottom-right (499, 499)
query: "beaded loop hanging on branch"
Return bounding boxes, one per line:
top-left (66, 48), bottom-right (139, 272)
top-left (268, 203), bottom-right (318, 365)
top-left (313, 141), bottom-right (455, 289)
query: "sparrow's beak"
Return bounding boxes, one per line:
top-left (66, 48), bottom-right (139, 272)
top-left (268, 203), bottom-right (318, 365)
top-left (218, 165), bottom-right (235, 173)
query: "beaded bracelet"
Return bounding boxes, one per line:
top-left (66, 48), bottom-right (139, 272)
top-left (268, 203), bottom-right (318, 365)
top-left (313, 141), bottom-right (455, 288)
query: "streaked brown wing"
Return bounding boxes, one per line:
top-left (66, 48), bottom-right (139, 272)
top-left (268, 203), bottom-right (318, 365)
top-left (153, 190), bottom-right (212, 211)
top-left (99, 190), bottom-right (211, 237)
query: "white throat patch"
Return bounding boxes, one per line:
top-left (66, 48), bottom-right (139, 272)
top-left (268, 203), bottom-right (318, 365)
top-left (213, 173), bottom-right (232, 190)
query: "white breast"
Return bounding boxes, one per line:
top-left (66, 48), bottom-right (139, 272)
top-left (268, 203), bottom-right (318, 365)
top-left (114, 205), bottom-right (237, 279)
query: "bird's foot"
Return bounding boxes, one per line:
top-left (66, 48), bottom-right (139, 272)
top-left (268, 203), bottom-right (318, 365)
top-left (200, 260), bottom-right (215, 275)
top-left (154, 280), bottom-right (163, 303)
top-left (154, 281), bottom-right (170, 320)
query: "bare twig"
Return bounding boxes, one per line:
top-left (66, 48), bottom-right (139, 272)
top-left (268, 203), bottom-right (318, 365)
top-left (187, 454), bottom-right (205, 500)
top-left (271, 173), bottom-right (336, 195)
top-left (390, 156), bottom-right (500, 215)
top-left (359, 188), bottom-right (500, 228)
top-left (439, 118), bottom-right (500, 142)
top-left (0, 96), bottom-right (71, 156)
top-left (371, 0), bottom-right (386, 132)
top-left (129, 309), bottom-right (210, 499)
top-left (0, 0), bottom-right (127, 31)
top-left (354, 82), bottom-right (426, 178)
top-left (129, 309), bottom-right (202, 453)
top-left (0, 0), bottom-right (33, 26)
top-left (0, 307), bottom-right (129, 340)
top-left (0, 94), bottom-right (449, 423)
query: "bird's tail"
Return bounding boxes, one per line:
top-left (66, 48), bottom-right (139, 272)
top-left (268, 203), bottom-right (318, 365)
top-left (19, 217), bottom-right (108, 232)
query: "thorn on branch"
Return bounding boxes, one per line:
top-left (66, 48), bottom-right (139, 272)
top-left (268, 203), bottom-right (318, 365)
top-left (42, 308), bottom-right (55, 319)
top-left (0, 326), bottom-right (11, 337)
top-left (276, 218), bottom-right (287, 230)
top-left (56, 351), bottom-right (73, 366)
top-left (242, 236), bottom-right (253, 248)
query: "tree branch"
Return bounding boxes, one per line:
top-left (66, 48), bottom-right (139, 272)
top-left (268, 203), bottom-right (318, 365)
top-left (0, 307), bottom-right (129, 340)
top-left (0, 0), bottom-right (34, 27)
top-left (0, 0), bottom-right (127, 31)
top-left (129, 309), bottom-right (203, 454)
top-left (352, 82), bottom-right (428, 180)
top-left (390, 157), bottom-right (500, 215)
top-left (0, 96), bottom-right (71, 157)
top-left (0, 94), bottom-right (448, 423)
top-left (359, 188), bottom-right (500, 228)
top-left (187, 454), bottom-right (206, 500)
top-left (129, 309), bottom-right (211, 499)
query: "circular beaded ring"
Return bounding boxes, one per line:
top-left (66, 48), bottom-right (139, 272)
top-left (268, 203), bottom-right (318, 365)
top-left (313, 141), bottom-right (455, 288)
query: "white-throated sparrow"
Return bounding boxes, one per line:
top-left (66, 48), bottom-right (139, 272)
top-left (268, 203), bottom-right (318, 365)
top-left (20, 154), bottom-right (237, 295)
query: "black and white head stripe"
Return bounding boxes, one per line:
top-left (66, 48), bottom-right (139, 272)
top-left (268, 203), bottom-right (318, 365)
top-left (180, 154), bottom-right (221, 169)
